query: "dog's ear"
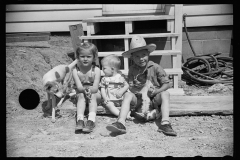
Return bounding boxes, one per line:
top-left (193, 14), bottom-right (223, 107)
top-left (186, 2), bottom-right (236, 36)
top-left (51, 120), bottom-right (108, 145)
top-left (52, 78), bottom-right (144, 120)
top-left (55, 71), bottom-right (62, 82)
top-left (44, 82), bottom-right (53, 91)
top-left (144, 69), bottom-right (148, 78)
top-left (65, 66), bottom-right (70, 73)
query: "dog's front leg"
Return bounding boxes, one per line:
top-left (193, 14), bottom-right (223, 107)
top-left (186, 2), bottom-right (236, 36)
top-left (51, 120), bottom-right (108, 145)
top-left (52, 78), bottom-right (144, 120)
top-left (46, 92), bottom-right (52, 111)
top-left (51, 94), bottom-right (56, 123)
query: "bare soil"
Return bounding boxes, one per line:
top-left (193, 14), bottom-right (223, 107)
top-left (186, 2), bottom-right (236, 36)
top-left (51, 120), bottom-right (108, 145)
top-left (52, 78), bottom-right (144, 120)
top-left (6, 35), bottom-right (233, 157)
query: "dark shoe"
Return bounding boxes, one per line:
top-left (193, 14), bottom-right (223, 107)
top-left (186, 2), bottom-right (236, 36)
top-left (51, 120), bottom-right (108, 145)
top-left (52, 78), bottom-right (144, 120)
top-left (106, 122), bottom-right (126, 134)
top-left (158, 122), bottom-right (177, 136)
top-left (75, 120), bottom-right (85, 131)
top-left (82, 120), bottom-right (95, 133)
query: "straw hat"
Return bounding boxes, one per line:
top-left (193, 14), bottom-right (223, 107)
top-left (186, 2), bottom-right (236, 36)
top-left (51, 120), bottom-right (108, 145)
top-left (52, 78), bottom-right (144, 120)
top-left (122, 35), bottom-right (156, 58)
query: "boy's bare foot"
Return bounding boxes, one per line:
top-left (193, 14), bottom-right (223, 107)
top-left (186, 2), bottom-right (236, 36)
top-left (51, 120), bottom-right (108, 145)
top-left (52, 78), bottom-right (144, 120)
top-left (126, 111), bottom-right (133, 121)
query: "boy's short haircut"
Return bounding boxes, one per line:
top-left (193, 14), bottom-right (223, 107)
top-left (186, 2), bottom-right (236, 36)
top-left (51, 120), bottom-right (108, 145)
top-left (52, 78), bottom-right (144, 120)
top-left (101, 54), bottom-right (121, 70)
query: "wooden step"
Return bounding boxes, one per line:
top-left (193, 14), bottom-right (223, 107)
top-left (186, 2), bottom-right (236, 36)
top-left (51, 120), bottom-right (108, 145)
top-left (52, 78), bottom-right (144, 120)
top-left (164, 68), bottom-right (183, 75)
top-left (80, 33), bottom-right (179, 40)
top-left (97, 50), bottom-right (181, 57)
top-left (96, 96), bottom-right (233, 116)
top-left (82, 15), bottom-right (174, 23)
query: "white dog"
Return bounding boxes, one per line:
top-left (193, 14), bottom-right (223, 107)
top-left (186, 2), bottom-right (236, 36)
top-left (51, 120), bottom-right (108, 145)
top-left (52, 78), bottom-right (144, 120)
top-left (42, 59), bottom-right (78, 122)
top-left (130, 69), bottom-right (161, 121)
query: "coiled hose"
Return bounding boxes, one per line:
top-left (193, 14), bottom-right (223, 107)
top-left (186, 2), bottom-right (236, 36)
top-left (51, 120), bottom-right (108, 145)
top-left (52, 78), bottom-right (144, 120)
top-left (182, 14), bottom-right (233, 85)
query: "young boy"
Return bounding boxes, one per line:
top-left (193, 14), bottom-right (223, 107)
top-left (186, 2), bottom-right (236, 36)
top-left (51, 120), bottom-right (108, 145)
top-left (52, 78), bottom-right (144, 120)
top-left (106, 35), bottom-right (177, 136)
top-left (99, 54), bottom-right (130, 117)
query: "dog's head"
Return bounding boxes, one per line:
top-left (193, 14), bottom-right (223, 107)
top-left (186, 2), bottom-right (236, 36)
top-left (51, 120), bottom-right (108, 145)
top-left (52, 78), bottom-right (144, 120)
top-left (133, 69), bottom-right (148, 88)
top-left (44, 66), bottom-right (73, 98)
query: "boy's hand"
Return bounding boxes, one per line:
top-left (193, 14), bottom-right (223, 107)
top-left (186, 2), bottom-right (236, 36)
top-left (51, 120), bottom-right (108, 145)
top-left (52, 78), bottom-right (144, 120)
top-left (147, 86), bottom-right (156, 97)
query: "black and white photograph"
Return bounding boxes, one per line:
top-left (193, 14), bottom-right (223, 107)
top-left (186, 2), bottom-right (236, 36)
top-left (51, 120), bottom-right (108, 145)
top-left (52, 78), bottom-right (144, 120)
top-left (6, 4), bottom-right (233, 157)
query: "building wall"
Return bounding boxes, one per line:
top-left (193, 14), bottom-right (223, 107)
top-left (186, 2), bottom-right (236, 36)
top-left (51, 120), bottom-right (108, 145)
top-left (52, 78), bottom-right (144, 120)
top-left (6, 4), bottom-right (233, 68)
top-left (6, 4), bottom-right (233, 33)
top-left (6, 4), bottom-right (103, 33)
top-left (149, 26), bottom-right (232, 68)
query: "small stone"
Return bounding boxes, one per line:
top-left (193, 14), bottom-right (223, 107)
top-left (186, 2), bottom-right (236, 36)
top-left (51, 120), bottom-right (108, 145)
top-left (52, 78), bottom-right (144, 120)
top-left (199, 130), bottom-right (204, 133)
top-left (89, 135), bottom-right (95, 139)
top-left (188, 137), bottom-right (195, 141)
top-left (100, 132), bottom-right (110, 137)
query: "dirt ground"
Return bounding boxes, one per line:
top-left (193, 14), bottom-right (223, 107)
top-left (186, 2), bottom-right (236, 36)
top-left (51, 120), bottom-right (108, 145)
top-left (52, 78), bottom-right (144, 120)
top-left (6, 34), bottom-right (233, 157)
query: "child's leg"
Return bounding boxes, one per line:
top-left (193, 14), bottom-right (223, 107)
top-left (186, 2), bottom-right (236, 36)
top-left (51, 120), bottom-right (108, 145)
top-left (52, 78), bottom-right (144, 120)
top-left (87, 90), bottom-right (102, 122)
top-left (104, 101), bottom-right (120, 117)
top-left (154, 91), bottom-right (177, 136)
top-left (153, 91), bottom-right (170, 123)
top-left (82, 91), bottom-right (101, 132)
top-left (76, 93), bottom-right (86, 121)
top-left (117, 92), bottom-right (136, 125)
top-left (106, 92), bottom-right (136, 133)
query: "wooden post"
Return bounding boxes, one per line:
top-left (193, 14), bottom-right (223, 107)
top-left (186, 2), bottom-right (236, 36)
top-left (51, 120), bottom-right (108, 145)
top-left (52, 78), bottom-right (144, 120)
top-left (124, 21), bottom-right (131, 72)
top-left (174, 4), bottom-right (183, 81)
top-left (69, 24), bottom-right (84, 59)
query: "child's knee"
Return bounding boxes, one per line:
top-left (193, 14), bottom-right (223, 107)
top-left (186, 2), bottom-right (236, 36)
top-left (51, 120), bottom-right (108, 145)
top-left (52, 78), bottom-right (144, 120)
top-left (77, 93), bottom-right (85, 99)
top-left (160, 91), bottom-right (170, 99)
top-left (123, 92), bottom-right (134, 99)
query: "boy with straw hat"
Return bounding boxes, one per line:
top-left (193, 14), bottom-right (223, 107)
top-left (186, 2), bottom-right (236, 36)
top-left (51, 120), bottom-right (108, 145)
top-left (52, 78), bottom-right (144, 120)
top-left (106, 35), bottom-right (177, 136)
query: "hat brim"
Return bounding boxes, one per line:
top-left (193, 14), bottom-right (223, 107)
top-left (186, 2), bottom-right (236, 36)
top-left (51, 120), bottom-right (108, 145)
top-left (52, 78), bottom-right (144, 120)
top-left (122, 44), bottom-right (156, 58)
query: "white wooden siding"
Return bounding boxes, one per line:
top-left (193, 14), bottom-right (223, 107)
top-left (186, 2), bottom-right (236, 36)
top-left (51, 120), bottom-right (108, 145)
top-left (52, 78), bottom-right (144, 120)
top-left (6, 4), bottom-right (103, 33)
top-left (6, 4), bottom-right (233, 33)
top-left (102, 4), bottom-right (165, 15)
top-left (166, 4), bottom-right (233, 27)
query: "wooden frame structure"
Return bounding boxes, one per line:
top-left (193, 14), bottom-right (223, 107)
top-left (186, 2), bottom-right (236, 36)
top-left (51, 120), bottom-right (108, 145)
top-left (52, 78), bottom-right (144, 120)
top-left (70, 4), bottom-right (184, 95)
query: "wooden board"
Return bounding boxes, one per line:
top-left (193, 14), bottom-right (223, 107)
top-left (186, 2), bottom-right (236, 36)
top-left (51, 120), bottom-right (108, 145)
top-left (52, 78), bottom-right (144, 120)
top-left (82, 15), bottom-right (174, 23)
top-left (97, 96), bottom-right (233, 116)
top-left (102, 4), bottom-right (165, 15)
top-left (6, 41), bottom-right (51, 48)
top-left (6, 10), bottom-right (102, 22)
top-left (80, 33), bottom-right (179, 40)
top-left (184, 15), bottom-right (233, 27)
top-left (6, 21), bottom-right (88, 33)
top-left (6, 32), bottom-right (50, 37)
top-left (6, 4), bottom-right (102, 11)
top-left (183, 4), bottom-right (233, 16)
top-left (6, 35), bottom-right (49, 43)
top-left (69, 24), bottom-right (84, 56)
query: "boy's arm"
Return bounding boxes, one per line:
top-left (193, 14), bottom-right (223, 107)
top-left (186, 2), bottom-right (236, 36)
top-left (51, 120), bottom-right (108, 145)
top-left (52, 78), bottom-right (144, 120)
top-left (148, 65), bottom-right (170, 97)
top-left (72, 68), bottom-right (84, 93)
top-left (127, 68), bottom-right (134, 89)
top-left (89, 67), bottom-right (101, 93)
top-left (151, 83), bottom-right (170, 95)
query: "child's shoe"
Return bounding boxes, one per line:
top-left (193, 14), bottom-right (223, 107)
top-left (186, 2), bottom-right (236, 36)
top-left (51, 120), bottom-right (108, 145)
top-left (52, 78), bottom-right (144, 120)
top-left (82, 120), bottom-right (95, 133)
top-left (106, 121), bottom-right (126, 134)
top-left (75, 120), bottom-right (85, 131)
top-left (158, 120), bottom-right (177, 136)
